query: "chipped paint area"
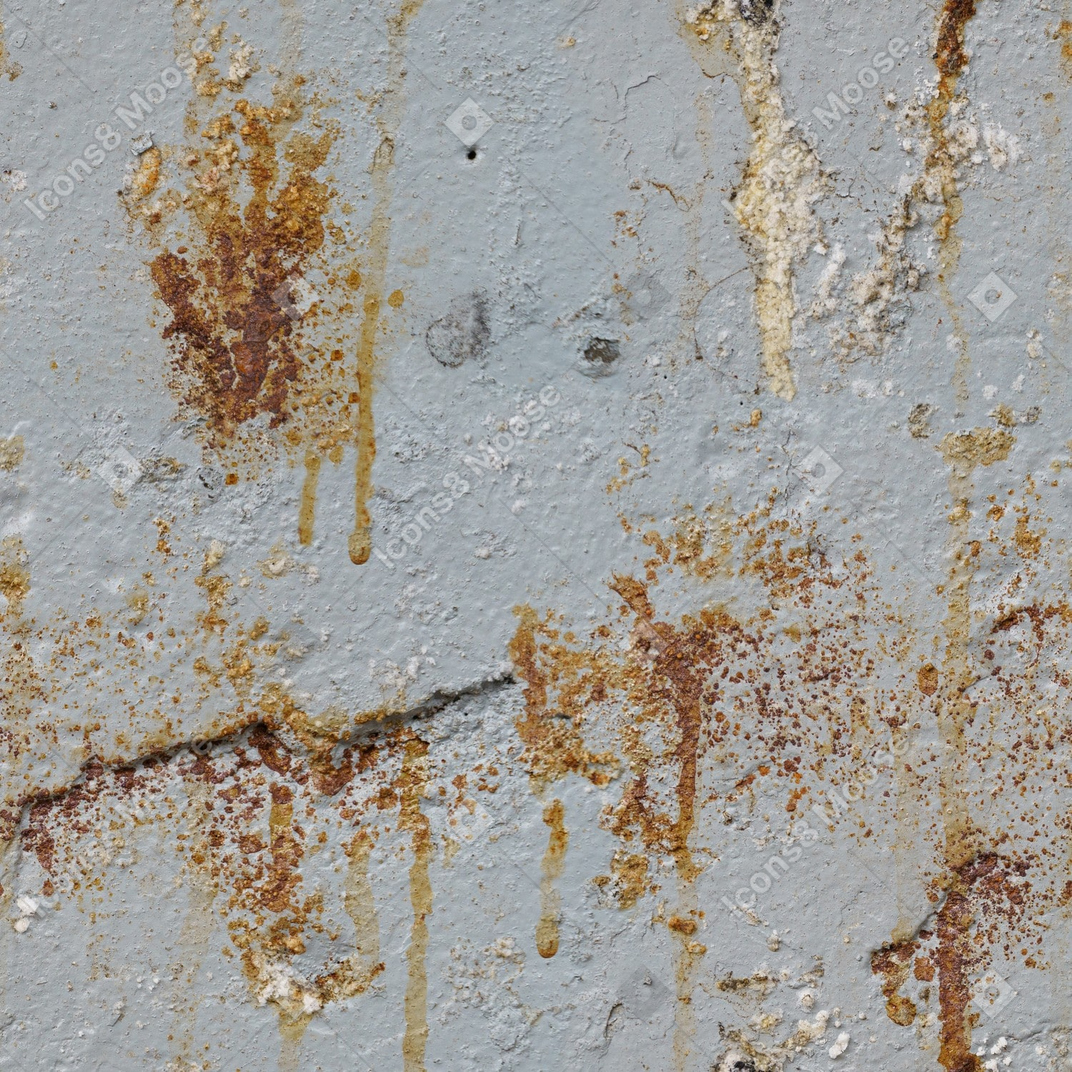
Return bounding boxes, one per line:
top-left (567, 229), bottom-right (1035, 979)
top-left (2, 0), bottom-right (1072, 1068)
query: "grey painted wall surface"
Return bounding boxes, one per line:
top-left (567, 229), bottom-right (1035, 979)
top-left (0, 0), bottom-right (1070, 1069)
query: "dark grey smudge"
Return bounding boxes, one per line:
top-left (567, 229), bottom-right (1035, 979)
top-left (426, 291), bottom-right (491, 368)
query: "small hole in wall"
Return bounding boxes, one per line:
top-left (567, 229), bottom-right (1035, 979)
top-left (466, 148), bottom-right (477, 161)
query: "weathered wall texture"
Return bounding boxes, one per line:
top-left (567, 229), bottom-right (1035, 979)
top-left (1, 0), bottom-right (1070, 1068)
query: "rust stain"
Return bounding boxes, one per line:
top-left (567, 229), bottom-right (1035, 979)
top-left (871, 426), bottom-right (1026, 1066)
top-left (298, 450), bottom-right (321, 546)
top-left (872, 938), bottom-right (921, 1026)
top-left (873, 855), bottom-right (1031, 1072)
top-left (126, 7), bottom-right (371, 560)
top-left (0, 535), bottom-right (30, 616)
top-left (535, 798), bottom-right (568, 958)
top-left (0, 9), bottom-right (21, 81)
top-left (398, 732), bottom-right (432, 1072)
top-left (928, 0), bottom-right (981, 400)
top-left (0, 436), bottom-right (24, 470)
top-left (347, 0), bottom-right (426, 564)
top-left (1056, 19), bottom-right (1072, 76)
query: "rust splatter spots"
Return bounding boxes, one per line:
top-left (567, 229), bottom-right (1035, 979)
top-left (535, 798), bottom-right (568, 958)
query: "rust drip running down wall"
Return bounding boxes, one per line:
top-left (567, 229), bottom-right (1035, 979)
top-left (535, 798), bottom-right (568, 958)
top-left (130, 1), bottom-right (428, 564)
top-left (347, 0), bottom-right (426, 564)
top-left (398, 732), bottom-right (433, 1072)
top-left (928, 0), bottom-right (981, 401)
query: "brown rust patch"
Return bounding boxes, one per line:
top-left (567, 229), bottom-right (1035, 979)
top-left (144, 89), bottom-right (336, 444)
top-left (934, 0), bottom-right (977, 92)
top-left (871, 939), bottom-right (920, 1026)
top-left (917, 663), bottom-right (939, 696)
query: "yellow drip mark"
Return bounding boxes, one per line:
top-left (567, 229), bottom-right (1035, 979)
top-left (936, 427), bottom-right (1015, 868)
top-left (278, 1018), bottom-right (307, 1072)
top-left (170, 777), bottom-right (221, 1069)
top-left (344, 833), bottom-right (381, 968)
top-left (298, 451), bottom-right (321, 546)
top-left (535, 799), bottom-right (568, 958)
top-left (348, 0), bottom-right (427, 565)
top-left (399, 734), bottom-right (433, 1071)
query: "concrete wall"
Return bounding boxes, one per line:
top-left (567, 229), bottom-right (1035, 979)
top-left (1, 0), bottom-right (1070, 1068)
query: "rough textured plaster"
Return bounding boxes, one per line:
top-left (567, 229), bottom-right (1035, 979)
top-left (0, 0), bottom-right (1071, 1068)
